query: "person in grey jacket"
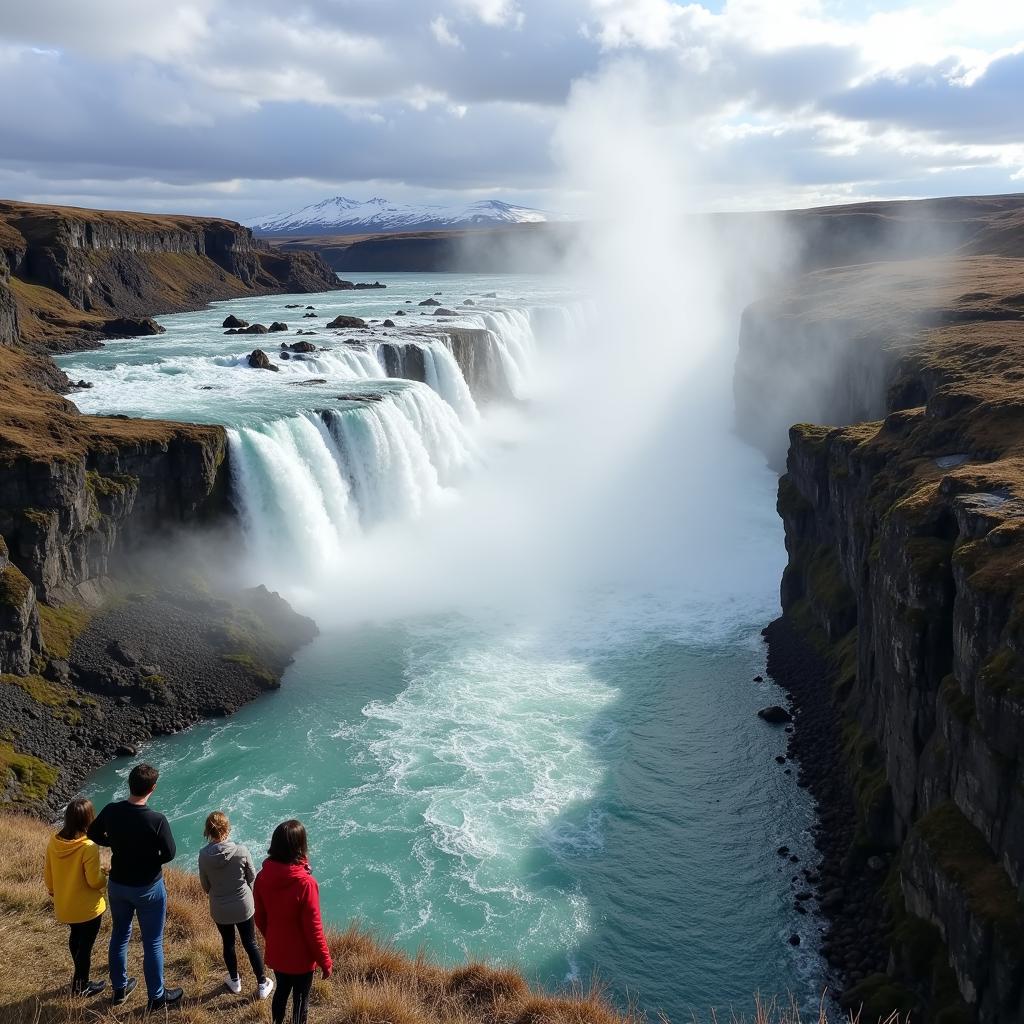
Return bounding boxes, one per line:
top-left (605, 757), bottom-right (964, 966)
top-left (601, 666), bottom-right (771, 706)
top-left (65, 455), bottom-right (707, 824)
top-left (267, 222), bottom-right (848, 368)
top-left (198, 811), bottom-right (273, 999)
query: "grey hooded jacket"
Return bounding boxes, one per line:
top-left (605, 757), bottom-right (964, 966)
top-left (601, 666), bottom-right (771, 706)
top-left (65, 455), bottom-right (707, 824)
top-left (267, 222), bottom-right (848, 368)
top-left (197, 840), bottom-right (257, 925)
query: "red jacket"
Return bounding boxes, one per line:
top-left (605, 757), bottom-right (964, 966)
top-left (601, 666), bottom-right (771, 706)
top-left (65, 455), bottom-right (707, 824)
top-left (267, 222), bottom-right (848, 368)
top-left (253, 858), bottom-right (332, 975)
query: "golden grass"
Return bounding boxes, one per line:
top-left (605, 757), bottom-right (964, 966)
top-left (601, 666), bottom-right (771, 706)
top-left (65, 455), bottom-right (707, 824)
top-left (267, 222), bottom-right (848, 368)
top-left (0, 814), bottom-right (896, 1024)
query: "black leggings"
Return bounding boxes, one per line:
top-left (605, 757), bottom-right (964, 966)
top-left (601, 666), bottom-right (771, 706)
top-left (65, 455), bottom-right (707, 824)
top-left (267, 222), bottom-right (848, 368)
top-left (68, 915), bottom-right (102, 987)
top-left (216, 917), bottom-right (266, 982)
top-left (271, 970), bottom-right (313, 1024)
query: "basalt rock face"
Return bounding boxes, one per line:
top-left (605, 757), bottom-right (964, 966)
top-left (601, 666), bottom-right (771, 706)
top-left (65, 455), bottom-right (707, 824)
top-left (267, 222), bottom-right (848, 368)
top-left (0, 427), bottom-right (230, 608)
top-left (0, 199), bottom-right (346, 350)
top-left (741, 254), bottom-right (1024, 1022)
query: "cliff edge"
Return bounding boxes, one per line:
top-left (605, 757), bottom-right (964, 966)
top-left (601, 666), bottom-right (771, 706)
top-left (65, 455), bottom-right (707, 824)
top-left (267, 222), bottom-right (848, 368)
top-left (0, 199), bottom-right (349, 351)
top-left (736, 234), bottom-right (1024, 1022)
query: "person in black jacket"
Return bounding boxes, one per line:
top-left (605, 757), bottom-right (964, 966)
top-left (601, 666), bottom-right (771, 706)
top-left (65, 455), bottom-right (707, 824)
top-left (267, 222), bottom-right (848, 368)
top-left (88, 763), bottom-right (184, 1011)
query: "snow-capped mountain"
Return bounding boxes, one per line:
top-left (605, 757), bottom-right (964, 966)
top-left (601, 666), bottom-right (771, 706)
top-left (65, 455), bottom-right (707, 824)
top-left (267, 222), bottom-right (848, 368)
top-left (248, 196), bottom-right (560, 236)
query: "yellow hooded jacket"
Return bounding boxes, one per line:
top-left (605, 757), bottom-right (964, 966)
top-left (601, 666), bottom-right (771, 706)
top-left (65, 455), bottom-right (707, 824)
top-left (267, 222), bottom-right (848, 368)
top-left (44, 833), bottom-right (107, 924)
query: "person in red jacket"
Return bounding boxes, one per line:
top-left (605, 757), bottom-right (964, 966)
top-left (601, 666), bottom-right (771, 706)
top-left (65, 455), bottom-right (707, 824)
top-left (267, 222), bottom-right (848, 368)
top-left (253, 820), bottom-right (332, 1024)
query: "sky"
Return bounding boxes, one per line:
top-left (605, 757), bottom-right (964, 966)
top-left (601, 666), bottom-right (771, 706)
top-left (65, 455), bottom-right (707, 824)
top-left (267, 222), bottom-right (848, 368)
top-left (1, 0), bottom-right (1023, 220)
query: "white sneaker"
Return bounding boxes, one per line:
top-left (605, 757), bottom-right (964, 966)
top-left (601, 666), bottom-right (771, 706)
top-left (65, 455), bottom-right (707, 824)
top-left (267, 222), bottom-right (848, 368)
top-left (224, 975), bottom-right (242, 995)
top-left (257, 978), bottom-right (274, 1000)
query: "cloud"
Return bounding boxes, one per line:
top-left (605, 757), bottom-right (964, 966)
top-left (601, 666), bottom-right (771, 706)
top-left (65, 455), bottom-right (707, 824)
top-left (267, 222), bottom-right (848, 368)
top-left (0, 0), bottom-right (1021, 216)
top-left (431, 16), bottom-right (463, 49)
top-left (827, 48), bottom-right (1024, 144)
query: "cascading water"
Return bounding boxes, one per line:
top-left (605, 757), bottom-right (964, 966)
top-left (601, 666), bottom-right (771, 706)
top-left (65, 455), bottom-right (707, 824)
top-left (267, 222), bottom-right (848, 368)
top-left (228, 383), bottom-right (477, 585)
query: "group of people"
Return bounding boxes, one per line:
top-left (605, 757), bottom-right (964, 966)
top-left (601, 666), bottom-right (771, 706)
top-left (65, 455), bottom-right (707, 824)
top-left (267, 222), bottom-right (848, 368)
top-left (43, 763), bottom-right (333, 1022)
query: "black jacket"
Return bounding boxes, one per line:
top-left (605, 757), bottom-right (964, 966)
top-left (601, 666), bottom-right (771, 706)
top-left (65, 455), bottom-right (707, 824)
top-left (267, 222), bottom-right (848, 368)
top-left (87, 800), bottom-right (176, 886)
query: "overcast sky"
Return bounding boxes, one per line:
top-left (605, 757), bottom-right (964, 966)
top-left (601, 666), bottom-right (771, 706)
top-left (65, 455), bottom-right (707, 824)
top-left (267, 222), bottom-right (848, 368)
top-left (2, 0), bottom-right (1022, 220)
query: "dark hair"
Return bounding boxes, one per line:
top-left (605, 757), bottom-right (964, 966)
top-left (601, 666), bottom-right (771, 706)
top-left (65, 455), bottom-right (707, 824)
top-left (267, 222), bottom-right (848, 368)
top-left (58, 798), bottom-right (95, 840)
top-left (128, 763), bottom-right (159, 797)
top-left (268, 819), bottom-right (308, 865)
top-left (204, 811), bottom-right (230, 842)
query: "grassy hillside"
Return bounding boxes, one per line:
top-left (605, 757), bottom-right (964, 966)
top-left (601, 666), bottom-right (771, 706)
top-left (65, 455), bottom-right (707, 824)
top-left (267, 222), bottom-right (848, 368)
top-left (0, 814), bottom-right (890, 1024)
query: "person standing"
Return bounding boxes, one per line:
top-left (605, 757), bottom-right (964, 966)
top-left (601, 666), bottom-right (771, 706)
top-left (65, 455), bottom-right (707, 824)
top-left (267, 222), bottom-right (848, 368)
top-left (44, 797), bottom-right (108, 996)
top-left (253, 820), bottom-right (332, 1024)
top-left (197, 811), bottom-right (273, 999)
top-left (87, 763), bottom-right (183, 1011)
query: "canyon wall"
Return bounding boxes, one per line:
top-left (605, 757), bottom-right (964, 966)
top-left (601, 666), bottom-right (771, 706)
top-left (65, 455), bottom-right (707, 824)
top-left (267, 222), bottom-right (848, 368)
top-left (738, 253), bottom-right (1024, 1023)
top-left (0, 200), bottom-right (336, 809)
top-left (0, 199), bottom-right (346, 350)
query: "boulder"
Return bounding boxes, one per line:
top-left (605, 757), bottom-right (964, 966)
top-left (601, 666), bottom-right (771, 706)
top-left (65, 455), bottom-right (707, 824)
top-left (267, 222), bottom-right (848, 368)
top-left (222, 315), bottom-right (249, 329)
top-left (418, 297), bottom-right (441, 306)
top-left (758, 705), bottom-right (793, 724)
top-left (463, 299), bottom-right (475, 306)
top-left (434, 308), bottom-right (457, 316)
top-left (303, 311), bottom-right (318, 318)
top-left (289, 341), bottom-right (317, 353)
top-left (101, 316), bottom-right (165, 337)
top-left (382, 319), bottom-right (396, 328)
top-left (280, 351), bottom-right (290, 360)
top-left (247, 349), bottom-right (279, 371)
top-left (395, 310), bottom-right (406, 315)
top-left (285, 303), bottom-right (301, 308)
top-left (326, 315), bottom-right (367, 329)
top-left (268, 321), bottom-right (288, 332)
top-left (242, 323), bottom-right (269, 334)
top-left (305, 305), bottom-right (315, 309)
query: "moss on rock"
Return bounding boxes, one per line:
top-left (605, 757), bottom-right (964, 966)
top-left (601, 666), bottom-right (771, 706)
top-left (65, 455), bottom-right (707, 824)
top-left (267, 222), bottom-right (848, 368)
top-left (0, 743), bottom-right (58, 804)
top-left (37, 602), bottom-right (92, 661)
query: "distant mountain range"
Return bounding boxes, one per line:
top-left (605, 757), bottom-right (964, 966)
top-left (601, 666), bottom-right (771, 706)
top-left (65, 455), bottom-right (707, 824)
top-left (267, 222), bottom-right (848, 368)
top-left (248, 196), bottom-right (562, 236)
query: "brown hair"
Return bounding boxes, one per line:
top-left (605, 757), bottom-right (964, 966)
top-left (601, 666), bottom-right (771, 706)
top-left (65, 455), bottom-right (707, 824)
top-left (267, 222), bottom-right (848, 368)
top-left (128, 763), bottom-right (159, 797)
top-left (267, 819), bottom-right (308, 865)
top-left (204, 811), bottom-right (230, 842)
top-left (58, 798), bottom-right (95, 841)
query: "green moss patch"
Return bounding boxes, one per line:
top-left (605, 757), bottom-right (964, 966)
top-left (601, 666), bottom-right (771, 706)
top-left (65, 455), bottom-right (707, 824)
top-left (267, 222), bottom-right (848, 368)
top-left (0, 672), bottom-right (92, 723)
top-left (0, 743), bottom-right (58, 804)
top-left (220, 653), bottom-right (276, 686)
top-left (915, 801), bottom-right (1024, 955)
top-left (842, 720), bottom-right (891, 844)
top-left (978, 647), bottom-right (1024, 699)
top-left (0, 563), bottom-right (32, 611)
top-left (940, 675), bottom-right (975, 724)
top-left (37, 602), bottom-right (92, 661)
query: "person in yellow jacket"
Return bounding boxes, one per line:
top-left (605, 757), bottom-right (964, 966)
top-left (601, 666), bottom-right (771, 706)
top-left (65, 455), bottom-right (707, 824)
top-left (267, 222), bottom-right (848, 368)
top-left (44, 797), bottom-right (108, 996)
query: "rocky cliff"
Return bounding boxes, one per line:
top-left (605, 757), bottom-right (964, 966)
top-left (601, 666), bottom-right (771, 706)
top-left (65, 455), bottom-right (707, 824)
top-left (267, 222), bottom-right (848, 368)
top-left (0, 200), bottom-right (350, 351)
top-left (737, 249), bottom-right (1024, 1022)
top-left (0, 199), bottom-right (335, 809)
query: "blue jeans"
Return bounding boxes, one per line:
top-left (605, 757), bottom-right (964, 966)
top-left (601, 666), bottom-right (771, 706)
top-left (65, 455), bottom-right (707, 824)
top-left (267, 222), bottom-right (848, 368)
top-left (107, 877), bottom-right (166, 1000)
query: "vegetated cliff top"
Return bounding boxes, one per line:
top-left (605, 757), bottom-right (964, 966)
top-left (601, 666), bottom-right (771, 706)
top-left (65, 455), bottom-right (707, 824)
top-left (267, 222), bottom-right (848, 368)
top-left (0, 198), bottom-right (249, 240)
top-left (0, 197), bottom-right (345, 351)
top-left (0, 346), bottom-right (220, 465)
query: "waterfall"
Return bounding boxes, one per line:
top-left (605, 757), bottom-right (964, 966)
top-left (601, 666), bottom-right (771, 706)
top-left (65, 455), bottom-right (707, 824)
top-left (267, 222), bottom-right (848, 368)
top-left (421, 344), bottom-right (480, 425)
top-left (478, 309), bottom-right (540, 398)
top-left (228, 384), bottom-right (477, 573)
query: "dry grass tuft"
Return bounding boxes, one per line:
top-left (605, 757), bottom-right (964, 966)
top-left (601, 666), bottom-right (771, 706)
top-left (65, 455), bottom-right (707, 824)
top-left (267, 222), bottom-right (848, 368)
top-left (0, 814), bottom-right (901, 1024)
